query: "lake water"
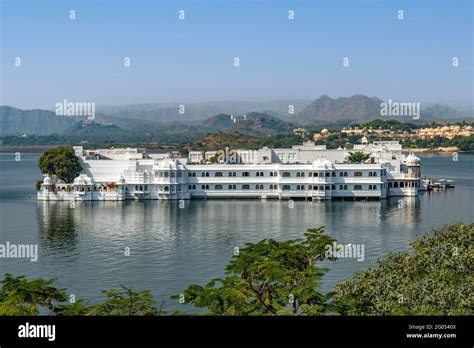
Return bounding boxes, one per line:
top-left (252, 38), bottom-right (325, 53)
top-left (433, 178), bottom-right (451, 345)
top-left (0, 152), bottom-right (472, 311)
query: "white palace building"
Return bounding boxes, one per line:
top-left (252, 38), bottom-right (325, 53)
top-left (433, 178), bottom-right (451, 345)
top-left (37, 139), bottom-right (422, 202)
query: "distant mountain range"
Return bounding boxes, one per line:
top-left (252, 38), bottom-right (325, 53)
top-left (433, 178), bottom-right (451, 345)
top-left (295, 95), bottom-right (468, 124)
top-left (1, 96), bottom-right (472, 141)
top-left (202, 112), bottom-right (296, 135)
top-left (96, 100), bottom-right (310, 123)
top-left (0, 106), bottom-right (77, 135)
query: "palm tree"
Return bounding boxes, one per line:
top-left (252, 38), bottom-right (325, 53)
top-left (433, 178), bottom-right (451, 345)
top-left (347, 151), bottom-right (370, 164)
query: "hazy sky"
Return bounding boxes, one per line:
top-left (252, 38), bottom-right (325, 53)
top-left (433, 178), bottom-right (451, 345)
top-left (1, 0), bottom-right (472, 110)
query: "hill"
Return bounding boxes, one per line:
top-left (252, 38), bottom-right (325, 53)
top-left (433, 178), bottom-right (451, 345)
top-left (296, 95), bottom-right (385, 124)
top-left (0, 106), bottom-right (78, 135)
top-left (202, 112), bottom-right (296, 135)
top-left (186, 131), bottom-right (258, 151)
top-left (97, 100), bottom-right (310, 122)
top-left (296, 95), bottom-right (468, 125)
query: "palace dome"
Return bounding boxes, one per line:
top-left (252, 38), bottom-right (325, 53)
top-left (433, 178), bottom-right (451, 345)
top-left (73, 174), bottom-right (93, 185)
top-left (156, 159), bottom-right (178, 170)
top-left (405, 153), bottom-right (421, 165)
top-left (43, 174), bottom-right (52, 185)
top-left (312, 157), bottom-right (333, 169)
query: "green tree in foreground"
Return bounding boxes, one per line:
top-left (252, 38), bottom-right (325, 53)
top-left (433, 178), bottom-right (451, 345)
top-left (171, 227), bottom-right (338, 315)
top-left (0, 275), bottom-right (165, 316)
top-left (347, 151), bottom-right (370, 164)
top-left (334, 222), bottom-right (473, 315)
top-left (55, 284), bottom-right (165, 316)
top-left (38, 146), bottom-right (82, 183)
top-left (0, 223), bottom-right (471, 316)
top-left (0, 274), bottom-right (67, 315)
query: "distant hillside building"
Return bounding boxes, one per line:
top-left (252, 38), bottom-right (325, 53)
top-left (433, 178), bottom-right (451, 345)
top-left (313, 128), bottom-right (331, 141)
top-left (293, 128), bottom-right (309, 138)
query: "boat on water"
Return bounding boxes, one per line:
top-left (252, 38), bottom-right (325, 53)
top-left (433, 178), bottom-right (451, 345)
top-left (429, 179), bottom-right (455, 190)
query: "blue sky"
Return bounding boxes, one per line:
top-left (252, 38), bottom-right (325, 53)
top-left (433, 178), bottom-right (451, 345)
top-left (0, 0), bottom-right (472, 110)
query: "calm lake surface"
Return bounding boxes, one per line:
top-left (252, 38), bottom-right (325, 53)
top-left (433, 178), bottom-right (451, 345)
top-left (0, 152), bottom-right (473, 311)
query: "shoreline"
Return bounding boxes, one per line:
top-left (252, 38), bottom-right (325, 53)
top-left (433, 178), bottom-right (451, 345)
top-left (0, 145), bottom-right (65, 153)
top-left (1, 145), bottom-right (473, 155)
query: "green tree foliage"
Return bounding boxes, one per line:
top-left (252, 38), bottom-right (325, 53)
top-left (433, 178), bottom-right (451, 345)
top-left (0, 275), bottom-right (165, 316)
top-left (171, 227), bottom-right (338, 315)
top-left (453, 135), bottom-right (474, 151)
top-left (0, 274), bottom-right (67, 315)
top-left (87, 286), bottom-right (163, 316)
top-left (38, 146), bottom-right (82, 183)
top-left (347, 151), bottom-right (370, 163)
top-left (361, 119), bottom-right (417, 132)
top-left (334, 223), bottom-right (474, 315)
top-left (56, 284), bottom-right (164, 316)
top-left (0, 224), bottom-right (471, 316)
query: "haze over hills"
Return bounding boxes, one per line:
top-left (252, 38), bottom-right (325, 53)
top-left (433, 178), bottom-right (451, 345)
top-left (295, 95), bottom-right (468, 124)
top-left (97, 100), bottom-right (311, 122)
top-left (1, 96), bottom-right (472, 139)
top-left (0, 106), bottom-right (77, 135)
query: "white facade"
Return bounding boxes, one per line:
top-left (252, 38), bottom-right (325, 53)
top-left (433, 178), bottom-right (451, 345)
top-left (38, 141), bottom-right (421, 202)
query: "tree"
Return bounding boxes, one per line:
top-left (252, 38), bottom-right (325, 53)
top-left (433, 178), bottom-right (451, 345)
top-left (38, 146), bottom-right (82, 183)
top-left (57, 284), bottom-right (165, 316)
top-left (0, 274), bottom-right (67, 315)
top-left (0, 274), bottom-right (166, 316)
top-left (171, 227), bottom-right (339, 315)
top-left (334, 223), bottom-right (473, 315)
top-left (177, 146), bottom-right (189, 158)
top-left (347, 151), bottom-right (370, 164)
top-left (1, 223), bottom-right (471, 317)
top-left (209, 154), bottom-right (219, 164)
